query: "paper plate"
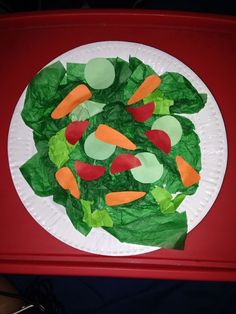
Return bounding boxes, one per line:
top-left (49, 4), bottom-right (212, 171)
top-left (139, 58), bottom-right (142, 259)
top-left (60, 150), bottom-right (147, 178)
top-left (8, 41), bottom-right (227, 256)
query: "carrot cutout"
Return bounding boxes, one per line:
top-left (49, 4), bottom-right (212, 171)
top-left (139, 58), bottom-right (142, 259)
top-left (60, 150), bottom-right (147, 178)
top-left (95, 124), bottom-right (136, 150)
top-left (127, 102), bottom-right (155, 122)
top-left (110, 153), bottom-right (141, 174)
top-left (105, 191), bottom-right (146, 206)
top-left (65, 121), bottom-right (89, 145)
top-left (55, 167), bottom-right (80, 199)
top-left (176, 156), bottom-right (200, 187)
top-left (74, 160), bottom-right (106, 181)
top-left (128, 74), bottom-right (161, 105)
top-left (51, 84), bottom-right (92, 119)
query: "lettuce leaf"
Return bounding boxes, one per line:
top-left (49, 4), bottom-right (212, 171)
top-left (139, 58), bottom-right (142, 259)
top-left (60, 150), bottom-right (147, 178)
top-left (48, 128), bottom-right (75, 168)
top-left (81, 200), bottom-right (113, 228)
top-left (21, 62), bottom-right (66, 132)
top-left (20, 153), bottom-right (57, 196)
top-left (158, 72), bottom-right (207, 114)
top-left (65, 196), bottom-right (91, 236)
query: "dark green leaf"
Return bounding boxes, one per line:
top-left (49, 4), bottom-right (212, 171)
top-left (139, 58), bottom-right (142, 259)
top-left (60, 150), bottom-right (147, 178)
top-left (159, 72), bottom-right (206, 114)
top-left (20, 153), bottom-right (57, 196)
top-left (66, 196), bottom-right (91, 236)
top-left (67, 63), bottom-right (86, 82)
top-left (106, 209), bottom-right (187, 249)
top-left (21, 61), bottom-right (66, 132)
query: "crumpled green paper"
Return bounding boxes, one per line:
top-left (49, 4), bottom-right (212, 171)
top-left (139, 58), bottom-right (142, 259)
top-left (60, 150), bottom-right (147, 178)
top-left (81, 199), bottom-right (113, 227)
top-left (151, 186), bottom-right (185, 214)
top-left (19, 55), bottom-right (207, 250)
top-left (48, 128), bottom-right (75, 168)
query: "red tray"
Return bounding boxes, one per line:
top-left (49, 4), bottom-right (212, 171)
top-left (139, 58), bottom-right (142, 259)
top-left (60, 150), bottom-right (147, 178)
top-left (1, 10), bottom-right (236, 281)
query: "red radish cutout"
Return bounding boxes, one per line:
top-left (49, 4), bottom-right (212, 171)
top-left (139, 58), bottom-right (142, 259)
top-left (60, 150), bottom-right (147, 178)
top-left (65, 121), bottom-right (89, 145)
top-left (74, 160), bottom-right (106, 181)
top-left (127, 102), bottom-right (155, 122)
top-left (145, 129), bottom-right (171, 154)
top-left (110, 154), bottom-right (141, 174)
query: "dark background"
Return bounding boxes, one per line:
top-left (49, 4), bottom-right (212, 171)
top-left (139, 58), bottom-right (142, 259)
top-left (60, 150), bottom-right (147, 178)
top-left (0, 0), bottom-right (235, 15)
top-left (1, 1), bottom-right (236, 313)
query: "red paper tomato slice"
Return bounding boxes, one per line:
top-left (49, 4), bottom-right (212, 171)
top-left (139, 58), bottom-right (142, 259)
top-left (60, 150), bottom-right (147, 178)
top-left (145, 129), bottom-right (171, 154)
top-left (74, 160), bottom-right (106, 181)
top-left (65, 121), bottom-right (89, 145)
top-left (110, 154), bottom-right (141, 174)
top-left (127, 102), bottom-right (155, 122)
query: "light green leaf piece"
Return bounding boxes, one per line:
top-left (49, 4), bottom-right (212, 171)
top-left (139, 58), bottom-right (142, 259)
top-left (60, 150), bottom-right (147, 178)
top-left (151, 186), bottom-right (172, 203)
top-left (84, 132), bottom-right (116, 160)
top-left (84, 58), bottom-right (115, 90)
top-left (152, 115), bottom-right (183, 146)
top-left (81, 199), bottom-right (113, 227)
top-left (131, 152), bottom-right (163, 184)
top-left (69, 100), bottom-right (106, 121)
top-left (144, 89), bottom-right (174, 114)
top-left (144, 89), bottom-right (163, 103)
top-left (173, 193), bottom-right (186, 209)
top-left (160, 199), bottom-right (176, 214)
top-left (81, 199), bottom-right (93, 226)
top-left (151, 186), bottom-right (186, 214)
top-left (91, 210), bottom-right (113, 227)
top-left (154, 99), bottom-right (174, 115)
top-left (48, 128), bottom-right (75, 168)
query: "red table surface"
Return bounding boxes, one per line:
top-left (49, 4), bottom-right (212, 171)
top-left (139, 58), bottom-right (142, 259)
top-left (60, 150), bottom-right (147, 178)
top-left (0, 10), bottom-right (236, 281)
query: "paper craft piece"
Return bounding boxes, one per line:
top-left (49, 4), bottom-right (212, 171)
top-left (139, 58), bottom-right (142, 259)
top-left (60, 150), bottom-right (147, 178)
top-left (145, 129), bottom-right (171, 154)
top-left (154, 98), bottom-right (174, 115)
top-left (127, 74), bottom-right (161, 105)
top-left (151, 186), bottom-right (172, 203)
top-left (65, 121), bottom-right (89, 145)
top-left (95, 124), bottom-right (136, 150)
top-left (110, 154), bottom-right (141, 174)
top-left (69, 100), bottom-right (106, 121)
top-left (51, 84), bottom-right (92, 119)
top-left (131, 152), bottom-right (164, 184)
top-left (74, 160), bottom-right (106, 181)
top-left (19, 56), bottom-right (207, 250)
top-left (151, 115), bottom-right (183, 146)
top-left (127, 102), bottom-right (155, 122)
top-left (173, 193), bottom-right (186, 209)
top-left (48, 128), bottom-right (75, 168)
top-left (81, 200), bottom-right (113, 227)
top-left (151, 186), bottom-right (186, 214)
top-left (176, 155), bottom-right (200, 187)
top-left (84, 58), bottom-right (115, 90)
top-left (84, 132), bottom-right (116, 160)
top-left (105, 191), bottom-right (146, 206)
top-left (144, 90), bottom-right (174, 115)
top-left (55, 167), bottom-right (80, 199)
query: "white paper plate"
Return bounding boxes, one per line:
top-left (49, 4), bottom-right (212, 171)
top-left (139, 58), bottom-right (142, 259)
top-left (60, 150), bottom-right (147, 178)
top-left (8, 41), bottom-right (227, 256)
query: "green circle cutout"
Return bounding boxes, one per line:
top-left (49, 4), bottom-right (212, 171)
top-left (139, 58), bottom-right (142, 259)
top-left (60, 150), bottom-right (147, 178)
top-left (84, 58), bottom-right (115, 90)
top-left (131, 152), bottom-right (164, 184)
top-left (151, 115), bottom-right (183, 146)
top-left (84, 132), bottom-right (116, 160)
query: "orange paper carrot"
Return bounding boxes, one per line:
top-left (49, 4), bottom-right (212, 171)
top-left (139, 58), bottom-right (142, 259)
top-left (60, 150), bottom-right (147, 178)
top-left (127, 74), bottom-right (161, 105)
top-left (105, 191), bottom-right (146, 206)
top-left (95, 124), bottom-right (136, 150)
top-left (55, 167), bottom-right (80, 199)
top-left (51, 84), bottom-right (92, 119)
top-left (176, 155), bottom-right (200, 187)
